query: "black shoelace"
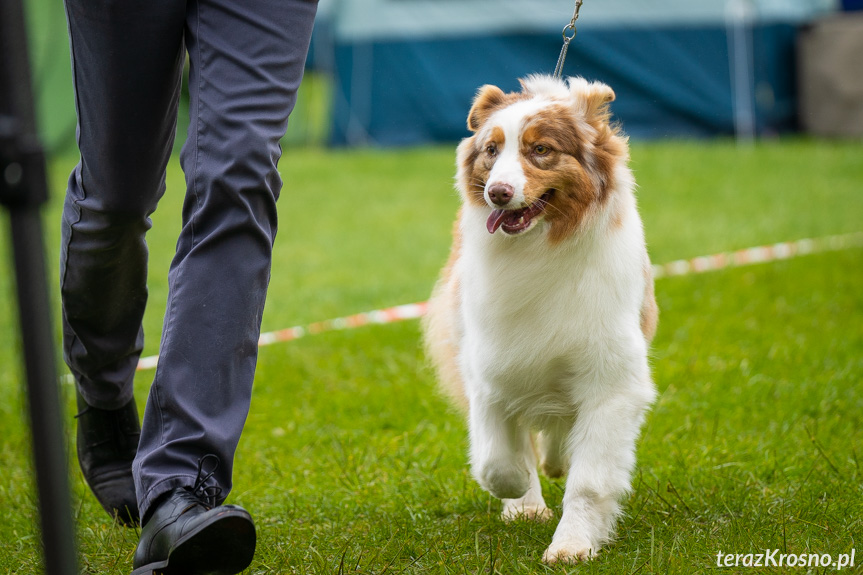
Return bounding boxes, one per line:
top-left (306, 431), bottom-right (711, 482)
top-left (191, 454), bottom-right (223, 508)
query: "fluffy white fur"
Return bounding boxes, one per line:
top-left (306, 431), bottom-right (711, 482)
top-left (423, 75), bottom-right (657, 563)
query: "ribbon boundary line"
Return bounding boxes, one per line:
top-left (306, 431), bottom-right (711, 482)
top-left (133, 231), bottom-right (863, 372)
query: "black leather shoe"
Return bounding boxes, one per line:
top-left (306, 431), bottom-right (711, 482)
top-left (131, 490), bottom-right (256, 575)
top-left (75, 390), bottom-right (140, 526)
top-left (131, 457), bottom-right (256, 575)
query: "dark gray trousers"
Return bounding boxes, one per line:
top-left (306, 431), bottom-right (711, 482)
top-left (61, 0), bottom-right (317, 519)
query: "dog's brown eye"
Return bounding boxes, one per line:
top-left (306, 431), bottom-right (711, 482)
top-left (534, 144), bottom-right (551, 156)
top-left (485, 144), bottom-right (498, 157)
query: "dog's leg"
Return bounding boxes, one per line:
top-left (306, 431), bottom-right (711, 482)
top-left (542, 385), bottom-right (653, 564)
top-left (501, 433), bottom-right (552, 522)
top-left (467, 398), bottom-right (532, 502)
top-left (537, 422), bottom-right (570, 479)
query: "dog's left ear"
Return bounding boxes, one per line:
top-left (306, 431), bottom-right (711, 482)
top-left (569, 78), bottom-right (616, 122)
top-left (467, 84), bottom-right (506, 132)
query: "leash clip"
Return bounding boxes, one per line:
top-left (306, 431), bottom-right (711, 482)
top-left (553, 0), bottom-right (583, 79)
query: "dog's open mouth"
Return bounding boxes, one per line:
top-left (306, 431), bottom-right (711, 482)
top-left (486, 191), bottom-right (553, 235)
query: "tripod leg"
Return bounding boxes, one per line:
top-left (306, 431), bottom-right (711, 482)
top-left (1, 0), bottom-right (79, 572)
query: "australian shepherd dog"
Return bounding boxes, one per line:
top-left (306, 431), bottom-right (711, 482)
top-left (422, 75), bottom-right (658, 563)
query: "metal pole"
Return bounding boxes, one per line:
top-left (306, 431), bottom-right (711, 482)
top-left (0, 0), bottom-right (79, 572)
top-left (726, 0), bottom-right (757, 144)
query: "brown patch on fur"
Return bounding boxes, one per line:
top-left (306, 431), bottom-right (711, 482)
top-left (456, 137), bottom-right (481, 199)
top-left (486, 126), bottom-right (505, 155)
top-left (422, 209), bottom-right (469, 410)
top-left (575, 83), bottom-right (629, 209)
top-left (609, 192), bottom-right (627, 230)
top-left (521, 108), bottom-right (582, 158)
top-left (458, 126), bottom-right (506, 208)
top-left (580, 82), bottom-right (616, 121)
top-left (466, 85), bottom-right (530, 132)
top-left (467, 85), bottom-right (506, 131)
top-left (640, 259), bottom-right (658, 342)
top-left (517, 103), bottom-right (629, 244)
top-left (440, 209), bottom-right (464, 285)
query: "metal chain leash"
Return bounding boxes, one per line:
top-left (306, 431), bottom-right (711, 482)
top-left (553, 0), bottom-right (584, 79)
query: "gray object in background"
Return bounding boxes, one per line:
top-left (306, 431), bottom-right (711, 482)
top-left (798, 13), bottom-right (863, 137)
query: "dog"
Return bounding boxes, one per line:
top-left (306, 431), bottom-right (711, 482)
top-left (422, 75), bottom-right (658, 563)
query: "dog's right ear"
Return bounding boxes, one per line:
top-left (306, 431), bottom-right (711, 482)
top-left (467, 85), bottom-right (506, 132)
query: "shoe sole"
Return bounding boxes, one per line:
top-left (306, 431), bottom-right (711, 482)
top-left (130, 508), bottom-right (256, 575)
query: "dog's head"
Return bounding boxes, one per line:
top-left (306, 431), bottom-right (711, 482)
top-left (456, 75), bottom-right (629, 243)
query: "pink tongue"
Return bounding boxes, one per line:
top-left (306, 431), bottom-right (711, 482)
top-left (486, 209), bottom-right (508, 234)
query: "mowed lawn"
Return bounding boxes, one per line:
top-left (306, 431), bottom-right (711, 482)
top-left (0, 139), bottom-right (861, 574)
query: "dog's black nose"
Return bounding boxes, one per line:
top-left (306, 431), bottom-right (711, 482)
top-left (488, 183), bottom-right (514, 206)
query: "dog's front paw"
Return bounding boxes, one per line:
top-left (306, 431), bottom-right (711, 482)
top-left (501, 501), bottom-right (553, 523)
top-left (475, 459), bottom-right (530, 500)
top-left (542, 539), bottom-right (597, 564)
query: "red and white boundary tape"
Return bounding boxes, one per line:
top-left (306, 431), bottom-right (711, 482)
top-left (650, 231), bottom-right (863, 279)
top-left (135, 231), bottom-right (863, 372)
top-left (134, 302), bottom-right (430, 371)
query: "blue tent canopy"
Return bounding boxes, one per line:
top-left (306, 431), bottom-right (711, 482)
top-left (312, 0), bottom-right (835, 145)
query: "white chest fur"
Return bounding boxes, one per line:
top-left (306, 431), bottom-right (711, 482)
top-left (455, 192), bottom-right (650, 422)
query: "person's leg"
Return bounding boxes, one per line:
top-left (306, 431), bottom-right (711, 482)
top-left (61, 0), bottom-right (186, 524)
top-left (130, 0), bottom-right (317, 571)
top-left (132, 0), bottom-right (318, 528)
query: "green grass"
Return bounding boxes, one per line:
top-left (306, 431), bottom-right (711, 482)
top-left (0, 139), bottom-right (861, 574)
